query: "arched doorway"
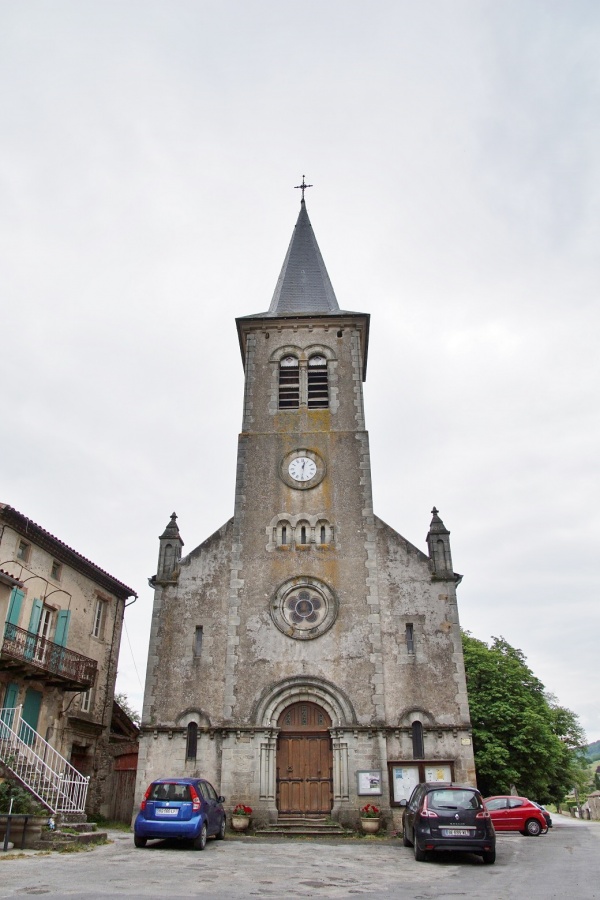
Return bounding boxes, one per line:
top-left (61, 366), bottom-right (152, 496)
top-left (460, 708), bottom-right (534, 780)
top-left (277, 701), bottom-right (333, 815)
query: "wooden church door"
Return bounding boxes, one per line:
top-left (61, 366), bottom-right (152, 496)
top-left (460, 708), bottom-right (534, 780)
top-left (277, 701), bottom-right (332, 815)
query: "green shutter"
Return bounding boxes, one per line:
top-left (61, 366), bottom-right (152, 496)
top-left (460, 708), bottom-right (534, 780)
top-left (0, 683), bottom-right (19, 735)
top-left (28, 598), bottom-right (43, 634)
top-left (2, 683), bottom-right (19, 709)
top-left (6, 588), bottom-right (25, 626)
top-left (20, 688), bottom-right (42, 742)
top-left (24, 598), bottom-right (43, 659)
top-left (54, 609), bottom-right (70, 647)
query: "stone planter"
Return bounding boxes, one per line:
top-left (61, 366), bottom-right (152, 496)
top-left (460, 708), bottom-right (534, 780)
top-left (0, 816), bottom-right (47, 849)
top-left (231, 815), bottom-right (251, 832)
top-left (360, 817), bottom-right (380, 834)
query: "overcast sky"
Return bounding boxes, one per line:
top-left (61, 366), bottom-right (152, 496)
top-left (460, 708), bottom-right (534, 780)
top-left (2, 1), bottom-right (598, 742)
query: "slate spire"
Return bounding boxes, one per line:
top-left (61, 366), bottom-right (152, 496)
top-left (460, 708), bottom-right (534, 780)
top-left (267, 200), bottom-right (340, 316)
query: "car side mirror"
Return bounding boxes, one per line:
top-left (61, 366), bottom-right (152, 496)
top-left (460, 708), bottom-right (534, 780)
top-left (399, 799), bottom-right (407, 807)
top-left (218, 796), bottom-right (225, 803)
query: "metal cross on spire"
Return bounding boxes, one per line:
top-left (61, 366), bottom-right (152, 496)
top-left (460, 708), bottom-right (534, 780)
top-left (294, 175), bottom-right (313, 201)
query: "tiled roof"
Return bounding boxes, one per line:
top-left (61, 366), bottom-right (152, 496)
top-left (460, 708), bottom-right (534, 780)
top-left (0, 504), bottom-right (136, 600)
top-left (0, 567), bottom-right (23, 588)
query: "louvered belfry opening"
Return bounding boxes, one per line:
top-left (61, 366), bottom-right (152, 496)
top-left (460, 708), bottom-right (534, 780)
top-left (279, 356), bottom-right (300, 409)
top-left (307, 355), bottom-right (328, 408)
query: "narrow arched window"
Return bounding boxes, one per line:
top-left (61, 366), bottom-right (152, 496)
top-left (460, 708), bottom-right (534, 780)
top-left (411, 720), bottom-right (424, 759)
top-left (320, 525), bottom-right (326, 543)
top-left (281, 525), bottom-right (287, 545)
top-left (300, 525), bottom-right (307, 544)
top-left (279, 356), bottom-right (299, 409)
top-left (163, 543), bottom-right (174, 575)
top-left (436, 539), bottom-right (447, 571)
top-left (186, 722), bottom-right (198, 760)
top-left (308, 355), bottom-right (328, 409)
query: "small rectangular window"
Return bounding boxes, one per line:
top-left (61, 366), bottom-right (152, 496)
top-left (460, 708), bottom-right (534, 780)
top-left (80, 689), bottom-right (92, 713)
top-left (51, 560), bottom-right (62, 581)
top-left (16, 540), bottom-right (31, 562)
top-left (92, 598), bottom-right (105, 639)
top-left (406, 623), bottom-right (415, 654)
top-left (194, 626), bottom-right (203, 658)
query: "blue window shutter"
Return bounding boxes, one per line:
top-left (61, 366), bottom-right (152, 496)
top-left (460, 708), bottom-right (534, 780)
top-left (6, 588), bottom-right (25, 626)
top-left (54, 610), bottom-right (70, 647)
top-left (28, 598), bottom-right (43, 634)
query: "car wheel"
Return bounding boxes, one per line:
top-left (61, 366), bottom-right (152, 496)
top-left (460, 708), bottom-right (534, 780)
top-left (482, 849), bottom-right (496, 864)
top-left (216, 817), bottom-right (226, 840)
top-left (524, 818), bottom-right (542, 836)
top-left (413, 838), bottom-right (426, 862)
top-left (193, 822), bottom-right (208, 850)
top-left (134, 835), bottom-right (147, 848)
top-left (402, 817), bottom-right (412, 847)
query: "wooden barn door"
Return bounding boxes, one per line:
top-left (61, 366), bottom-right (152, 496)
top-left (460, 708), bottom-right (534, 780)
top-left (277, 702), bottom-right (332, 815)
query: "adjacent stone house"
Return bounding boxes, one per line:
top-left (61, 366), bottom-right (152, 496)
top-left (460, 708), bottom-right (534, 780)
top-left (136, 197), bottom-right (476, 829)
top-left (0, 503), bottom-right (136, 816)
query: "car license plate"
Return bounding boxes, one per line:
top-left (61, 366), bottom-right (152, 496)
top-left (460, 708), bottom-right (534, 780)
top-left (442, 828), bottom-right (470, 836)
top-left (156, 808), bottom-right (178, 816)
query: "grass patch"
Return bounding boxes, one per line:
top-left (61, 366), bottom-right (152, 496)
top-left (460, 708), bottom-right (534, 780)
top-left (58, 838), bottom-right (109, 854)
top-left (93, 817), bottom-right (132, 832)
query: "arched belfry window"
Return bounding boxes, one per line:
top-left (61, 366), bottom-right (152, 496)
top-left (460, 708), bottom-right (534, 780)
top-left (307, 355), bottom-right (328, 409)
top-left (279, 356), bottom-right (300, 409)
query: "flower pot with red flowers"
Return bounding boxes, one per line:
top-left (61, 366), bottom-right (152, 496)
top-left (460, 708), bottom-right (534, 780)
top-left (231, 804), bottom-right (252, 831)
top-left (359, 804), bottom-right (381, 833)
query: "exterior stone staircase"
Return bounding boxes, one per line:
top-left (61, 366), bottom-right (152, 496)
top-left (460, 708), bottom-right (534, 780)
top-left (0, 707), bottom-right (89, 814)
top-left (254, 816), bottom-right (353, 837)
top-left (31, 816), bottom-right (107, 851)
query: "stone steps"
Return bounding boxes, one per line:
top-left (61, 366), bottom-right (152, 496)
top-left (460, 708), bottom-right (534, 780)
top-left (32, 829), bottom-right (106, 850)
top-left (255, 817), bottom-right (353, 837)
top-left (30, 820), bottom-right (105, 850)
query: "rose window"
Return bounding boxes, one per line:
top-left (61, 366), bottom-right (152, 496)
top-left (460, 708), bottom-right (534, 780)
top-left (271, 578), bottom-right (338, 640)
top-left (287, 590), bottom-right (322, 625)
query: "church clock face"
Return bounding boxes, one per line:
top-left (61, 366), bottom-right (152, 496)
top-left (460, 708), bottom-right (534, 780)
top-left (280, 449), bottom-right (325, 490)
top-left (288, 457), bottom-right (316, 482)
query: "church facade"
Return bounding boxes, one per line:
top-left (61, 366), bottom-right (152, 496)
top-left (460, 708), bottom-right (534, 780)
top-left (136, 198), bottom-right (476, 828)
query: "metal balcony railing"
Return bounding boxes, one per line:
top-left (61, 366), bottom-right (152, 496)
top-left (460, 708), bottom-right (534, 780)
top-left (1, 623), bottom-right (97, 690)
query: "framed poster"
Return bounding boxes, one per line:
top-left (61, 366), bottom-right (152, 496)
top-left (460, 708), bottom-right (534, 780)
top-left (425, 765), bottom-right (452, 783)
top-left (391, 765), bottom-right (420, 803)
top-left (356, 770), bottom-right (382, 796)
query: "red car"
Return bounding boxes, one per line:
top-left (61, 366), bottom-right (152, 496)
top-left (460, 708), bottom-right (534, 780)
top-left (484, 796), bottom-right (548, 836)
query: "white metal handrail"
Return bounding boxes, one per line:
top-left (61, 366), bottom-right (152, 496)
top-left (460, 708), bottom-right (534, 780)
top-left (0, 706), bottom-right (89, 814)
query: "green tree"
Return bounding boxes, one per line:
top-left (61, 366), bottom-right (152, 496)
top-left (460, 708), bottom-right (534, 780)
top-left (114, 692), bottom-right (141, 725)
top-left (462, 632), bottom-right (586, 804)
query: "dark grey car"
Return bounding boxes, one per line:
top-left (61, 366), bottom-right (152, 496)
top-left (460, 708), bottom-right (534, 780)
top-left (401, 782), bottom-right (496, 864)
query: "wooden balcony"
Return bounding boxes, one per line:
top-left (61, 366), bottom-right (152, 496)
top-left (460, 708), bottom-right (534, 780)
top-left (0, 624), bottom-right (97, 691)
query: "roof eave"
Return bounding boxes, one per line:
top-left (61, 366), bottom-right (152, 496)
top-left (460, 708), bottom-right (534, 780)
top-left (0, 505), bottom-right (137, 600)
top-left (236, 310), bottom-right (370, 380)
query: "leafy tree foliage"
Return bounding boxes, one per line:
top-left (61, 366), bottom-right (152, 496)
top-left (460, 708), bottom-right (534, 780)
top-left (462, 632), bottom-right (587, 804)
top-left (114, 691), bottom-right (141, 725)
top-left (0, 774), bottom-right (45, 815)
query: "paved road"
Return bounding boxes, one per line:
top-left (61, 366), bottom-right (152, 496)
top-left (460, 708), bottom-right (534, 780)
top-left (0, 814), bottom-right (598, 899)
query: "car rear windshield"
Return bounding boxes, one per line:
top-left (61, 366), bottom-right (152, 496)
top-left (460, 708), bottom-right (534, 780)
top-left (427, 789), bottom-right (481, 810)
top-left (149, 783), bottom-right (192, 802)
